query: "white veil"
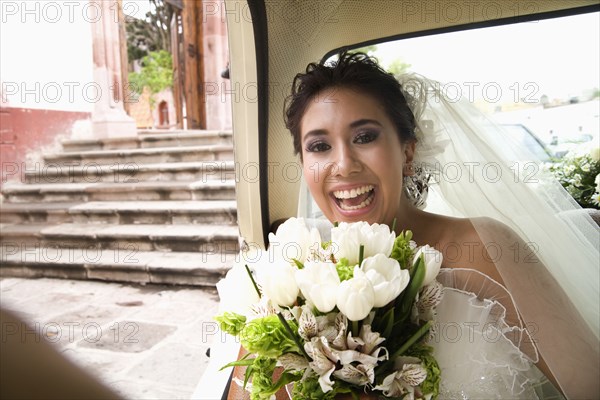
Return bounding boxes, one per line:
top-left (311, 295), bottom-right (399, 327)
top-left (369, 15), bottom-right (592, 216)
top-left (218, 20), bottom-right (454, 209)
top-left (298, 74), bottom-right (599, 397)
top-left (403, 74), bottom-right (599, 398)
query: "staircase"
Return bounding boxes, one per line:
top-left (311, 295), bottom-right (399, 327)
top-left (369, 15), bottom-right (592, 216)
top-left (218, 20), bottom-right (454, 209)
top-left (0, 130), bottom-right (239, 286)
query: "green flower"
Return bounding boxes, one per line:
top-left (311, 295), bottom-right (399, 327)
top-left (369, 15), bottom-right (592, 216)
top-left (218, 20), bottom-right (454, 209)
top-left (335, 258), bottom-right (354, 281)
top-left (390, 230), bottom-right (415, 269)
top-left (292, 376), bottom-right (337, 400)
top-left (249, 356), bottom-right (278, 400)
top-left (215, 312), bottom-right (246, 336)
top-left (241, 315), bottom-right (299, 358)
top-left (406, 344), bottom-right (441, 397)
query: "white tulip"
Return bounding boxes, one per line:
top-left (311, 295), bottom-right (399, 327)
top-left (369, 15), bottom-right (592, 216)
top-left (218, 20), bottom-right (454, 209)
top-left (268, 217), bottom-right (322, 264)
top-left (336, 267), bottom-right (375, 321)
top-left (359, 222), bottom-right (396, 258)
top-left (412, 245), bottom-right (443, 286)
top-left (296, 261), bottom-right (341, 313)
top-left (216, 261), bottom-right (260, 316)
top-left (331, 222), bottom-right (362, 265)
top-left (332, 221), bottom-right (395, 265)
top-left (260, 260), bottom-right (299, 307)
top-left (361, 254), bottom-right (410, 307)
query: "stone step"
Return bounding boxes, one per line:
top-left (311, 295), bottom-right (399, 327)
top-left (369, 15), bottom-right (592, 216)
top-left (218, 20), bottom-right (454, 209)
top-left (0, 202), bottom-right (80, 224)
top-left (0, 223), bottom-right (240, 253)
top-left (23, 160), bottom-right (236, 184)
top-left (43, 145), bottom-right (234, 166)
top-left (2, 180), bottom-right (236, 203)
top-left (61, 130), bottom-right (233, 152)
top-left (0, 200), bottom-right (237, 225)
top-left (0, 246), bottom-right (234, 286)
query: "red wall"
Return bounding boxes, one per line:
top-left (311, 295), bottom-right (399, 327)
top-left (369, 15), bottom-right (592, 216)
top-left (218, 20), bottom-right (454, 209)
top-left (0, 107), bottom-right (90, 187)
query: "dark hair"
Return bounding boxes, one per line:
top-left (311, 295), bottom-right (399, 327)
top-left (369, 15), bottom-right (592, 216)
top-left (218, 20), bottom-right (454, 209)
top-left (284, 51), bottom-right (417, 158)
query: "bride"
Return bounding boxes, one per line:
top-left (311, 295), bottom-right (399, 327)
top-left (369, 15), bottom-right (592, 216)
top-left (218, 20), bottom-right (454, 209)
top-left (219, 51), bottom-right (599, 399)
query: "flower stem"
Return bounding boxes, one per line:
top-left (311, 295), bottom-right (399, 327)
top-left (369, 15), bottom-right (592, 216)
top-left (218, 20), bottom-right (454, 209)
top-left (352, 320), bottom-right (360, 337)
top-left (358, 245), bottom-right (365, 266)
top-left (390, 321), bottom-right (431, 361)
top-left (244, 264), bottom-right (261, 298)
top-left (391, 218), bottom-right (397, 234)
top-left (277, 312), bottom-right (311, 361)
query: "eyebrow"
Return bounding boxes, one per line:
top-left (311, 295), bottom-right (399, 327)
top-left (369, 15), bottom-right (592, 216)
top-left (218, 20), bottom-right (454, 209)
top-left (302, 119), bottom-right (383, 143)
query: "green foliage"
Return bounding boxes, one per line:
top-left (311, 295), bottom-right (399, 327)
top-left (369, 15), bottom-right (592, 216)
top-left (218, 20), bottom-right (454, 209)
top-left (125, 0), bottom-right (175, 62)
top-left (129, 50), bottom-right (173, 102)
top-left (291, 376), bottom-right (337, 400)
top-left (406, 344), bottom-right (442, 398)
top-left (241, 315), bottom-right (299, 358)
top-left (389, 230), bottom-right (414, 269)
top-left (248, 356), bottom-right (277, 400)
top-left (250, 357), bottom-right (300, 400)
top-left (214, 312), bottom-right (246, 336)
top-left (351, 44), bottom-right (378, 55)
top-left (549, 153), bottom-right (600, 209)
top-left (387, 58), bottom-right (412, 76)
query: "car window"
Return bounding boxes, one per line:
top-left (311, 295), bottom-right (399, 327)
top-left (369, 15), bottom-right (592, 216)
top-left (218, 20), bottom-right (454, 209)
top-left (500, 124), bottom-right (552, 162)
top-left (366, 12), bottom-right (599, 160)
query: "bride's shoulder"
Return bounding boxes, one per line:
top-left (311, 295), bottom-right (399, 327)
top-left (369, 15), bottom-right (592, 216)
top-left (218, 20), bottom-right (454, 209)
top-left (425, 213), bottom-right (519, 245)
top-left (423, 213), bottom-right (522, 281)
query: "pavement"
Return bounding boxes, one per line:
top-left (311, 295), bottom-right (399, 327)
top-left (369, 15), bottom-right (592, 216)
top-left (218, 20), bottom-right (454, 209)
top-left (0, 276), bottom-right (222, 399)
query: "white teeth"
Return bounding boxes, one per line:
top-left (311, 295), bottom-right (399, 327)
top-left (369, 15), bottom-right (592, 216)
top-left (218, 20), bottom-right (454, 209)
top-left (333, 185), bottom-right (374, 199)
top-left (339, 193), bottom-right (374, 210)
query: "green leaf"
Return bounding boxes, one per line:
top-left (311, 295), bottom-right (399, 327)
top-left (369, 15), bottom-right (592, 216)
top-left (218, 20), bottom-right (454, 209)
top-left (395, 255), bottom-right (425, 323)
top-left (380, 307), bottom-right (395, 338)
top-left (292, 259), bottom-right (304, 269)
top-left (218, 357), bottom-right (255, 371)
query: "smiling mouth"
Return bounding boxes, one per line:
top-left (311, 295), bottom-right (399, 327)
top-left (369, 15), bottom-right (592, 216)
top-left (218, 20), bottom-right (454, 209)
top-left (332, 185), bottom-right (375, 211)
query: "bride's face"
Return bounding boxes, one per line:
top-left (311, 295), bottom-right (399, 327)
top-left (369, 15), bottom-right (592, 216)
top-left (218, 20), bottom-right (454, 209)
top-left (300, 87), bottom-right (413, 226)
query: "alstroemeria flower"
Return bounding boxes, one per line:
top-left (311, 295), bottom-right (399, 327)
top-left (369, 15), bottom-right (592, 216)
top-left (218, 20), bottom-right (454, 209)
top-left (267, 217), bottom-right (322, 264)
top-left (332, 221), bottom-right (395, 264)
top-left (333, 363), bottom-right (375, 386)
top-left (373, 356), bottom-right (428, 397)
top-left (296, 260), bottom-right (340, 313)
top-left (260, 260), bottom-right (299, 307)
top-left (336, 267), bottom-right (375, 321)
top-left (298, 306), bottom-right (318, 341)
top-left (412, 245), bottom-right (443, 286)
top-left (304, 336), bottom-right (340, 393)
top-left (216, 261), bottom-right (260, 316)
top-left (416, 280), bottom-right (444, 321)
top-left (361, 254), bottom-right (410, 307)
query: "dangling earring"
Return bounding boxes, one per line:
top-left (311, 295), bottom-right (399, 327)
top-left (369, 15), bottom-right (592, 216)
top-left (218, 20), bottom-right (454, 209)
top-left (404, 164), bottom-right (431, 209)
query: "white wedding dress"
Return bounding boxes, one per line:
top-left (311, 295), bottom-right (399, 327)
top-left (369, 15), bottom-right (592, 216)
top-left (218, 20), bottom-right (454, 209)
top-left (430, 268), bottom-right (563, 399)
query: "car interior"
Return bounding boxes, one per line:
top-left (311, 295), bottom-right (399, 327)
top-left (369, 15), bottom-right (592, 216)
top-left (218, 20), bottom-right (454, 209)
top-left (227, 0), bottom-right (599, 251)
top-left (194, 0), bottom-right (599, 397)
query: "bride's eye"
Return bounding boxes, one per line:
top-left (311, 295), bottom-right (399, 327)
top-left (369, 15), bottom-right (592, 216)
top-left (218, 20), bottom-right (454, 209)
top-left (306, 140), bottom-right (331, 153)
top-left (354, 130), bottom-right (379, 144)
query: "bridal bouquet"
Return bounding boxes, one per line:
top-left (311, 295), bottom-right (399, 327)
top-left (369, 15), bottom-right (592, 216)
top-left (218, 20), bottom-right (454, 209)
top-left (215, 218), bottom-right (443, 399)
